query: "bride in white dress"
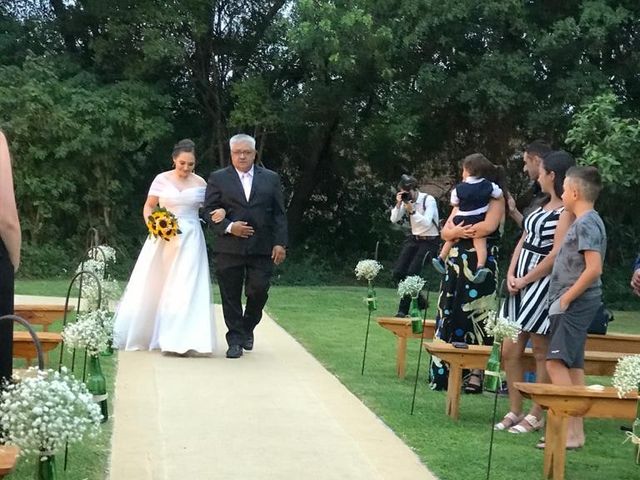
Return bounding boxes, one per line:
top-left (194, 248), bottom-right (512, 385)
top-left (113, 139), bottom-right (221, 354)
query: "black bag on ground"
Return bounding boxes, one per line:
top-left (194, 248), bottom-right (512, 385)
top-left (587, 304), bottom-right (614, 335)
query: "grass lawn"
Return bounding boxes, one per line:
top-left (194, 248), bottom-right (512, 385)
top-left (266, 285), bottom-right (640, 480)
top-left (12, 280), bottom-right (640, 479)
top-left (11, 280), bottom-right (117, 480)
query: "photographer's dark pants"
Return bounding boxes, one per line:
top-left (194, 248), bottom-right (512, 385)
top-left (392, 235), bottom-right (439, 315)
top-left (0, 239), bottom-right (14, 386)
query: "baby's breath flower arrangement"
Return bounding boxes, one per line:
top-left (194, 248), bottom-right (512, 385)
top-left (354, 259), bottom-right (383, 312)
top-left (354, 259), bottom-right (383, 375)
top-left (612, 355), bottom-right (640, 464)
top-left (397, 275), bottom-right (426, 333)
top-left (87, 245), bottom-right (116, 265)
top-left (354, 260), bottom-right (383, 282)
top-left (83, 277), bottom-right (121, 311)
top-left (397, 275), bottom-right (426, 299)
top-left (62, 309), bottom-right (113, 357)
top-left (75, 259), bottom-right (105, 279)
top-left (485, 310), bottom-right (521, 343)
top-left (0, 367), bottom-right (102, 471)
top-left (483, 309), bottom-right (520, 393)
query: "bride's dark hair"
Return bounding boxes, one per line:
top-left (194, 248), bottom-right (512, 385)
top-left (172, 139), bottom-right (196, 159)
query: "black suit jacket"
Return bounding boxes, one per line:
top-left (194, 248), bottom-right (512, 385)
top-left (201, 165), bottom-right (288, 256)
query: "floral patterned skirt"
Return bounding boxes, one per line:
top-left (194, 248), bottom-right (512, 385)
top-left (429, 239), bottom-right (499, 390)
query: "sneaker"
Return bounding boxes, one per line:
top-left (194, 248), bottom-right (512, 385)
top-left (432, 257), bottom-right (447, 274)
top-left (472, 267), bottom-right (490, 283)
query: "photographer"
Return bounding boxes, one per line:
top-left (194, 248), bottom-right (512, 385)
top-left (390, 174), bottom-right (440, 317)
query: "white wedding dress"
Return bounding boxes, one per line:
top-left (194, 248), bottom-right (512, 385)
top-left (113, 173), bottom-right (216, 354)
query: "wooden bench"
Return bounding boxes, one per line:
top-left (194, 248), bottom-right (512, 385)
top-left (14, 304), bottom-right (73, 332)
top-left (515, 382), bottom-right (637, 480)
top-left (586, 332), bottom-right (640, 354)
top-left (424, 342), bottom-right (625, 420)
top-left (376, 317), bottom-right (436, 378)
top-left (378, 316), bottom-right (640, 379)
top-left (10, 304), bottom-right (71, 367)
top-left (12, 331), bottom-right (63, 365)
top-left (0, 445), bottom-right (19, 479)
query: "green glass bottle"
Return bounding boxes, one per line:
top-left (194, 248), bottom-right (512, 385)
top-left (483, 342), bottom-right (501, 392)
top-left (410, 297), bottom-right (423, 334)
top-left (367, 283), bottom-right (377, 312)
top-left (37, 454), bottom-right (57, 480)
top-left (86, 355), bottom-right (109, 423)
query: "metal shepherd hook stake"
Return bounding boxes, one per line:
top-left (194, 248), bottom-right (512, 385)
top-left (360, 241), bottom-right (380, 375)
top-left (486, 277), bottom-right (507, 480)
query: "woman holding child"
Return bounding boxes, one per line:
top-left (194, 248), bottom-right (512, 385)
top-left (495, 151), bottom-right (575, 433)
top-left (430, 153), bottom-right (505, 392)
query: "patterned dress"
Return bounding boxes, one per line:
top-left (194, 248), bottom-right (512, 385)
top-left (504, 206), bottom-right (564, 335)
top-left (430, 236), bottom-right (499, 390)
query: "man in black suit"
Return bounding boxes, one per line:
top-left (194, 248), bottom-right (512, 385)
top-left (202, 134), bottom-right (288, 358)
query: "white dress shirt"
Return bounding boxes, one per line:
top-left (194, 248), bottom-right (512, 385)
top-left (390, 191), bottom-right (439, 237)
top-left (224, 166), bottom-right (255, 234)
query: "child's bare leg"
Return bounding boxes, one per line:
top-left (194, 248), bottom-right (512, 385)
top-left (473, 237), bottom-right (487, 268)
top-left (546, 360), bottom-right (584, 448)
top-left (433, 241), bottom-right (453, 274)
top-left (567, 369), bottom-right (586, 446)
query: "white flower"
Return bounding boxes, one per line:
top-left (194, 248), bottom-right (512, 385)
top-left (354, 260), bottom-right (383, 282)
top-left (397, 275), bottom-right (425, 298)
top-left (612, 355), bottom-right (640, 397)
top-left (75, 259), bottom-right (105, 278)
top-left (87, 245), bottom-right (116, 265)
top-left (81, 277), bottom-right (121, 311)
top-left (62, 309), bottom-right (113, 357)
top-left (485, 310), bottom-right (521, 342)
top-left (0, 367), bottom-right (102, 457)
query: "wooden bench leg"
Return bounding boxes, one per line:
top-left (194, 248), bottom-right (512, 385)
top-left (396, 336), bottom-right (407, 379)
top-left (543, 411), bottom-right (568, 480)
top-left (445, 364), bottom-right (462, 420)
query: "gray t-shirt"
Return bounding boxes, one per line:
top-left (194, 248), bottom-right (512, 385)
top-left (548, 210), bottom-right (607, 303)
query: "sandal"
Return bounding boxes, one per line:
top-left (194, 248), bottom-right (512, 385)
top-left (463, 372), bottom-right (483, 394)
top-left (494, 412), bottom-right (525, 431)
top-left (508, 414), bottom-right (545, 434)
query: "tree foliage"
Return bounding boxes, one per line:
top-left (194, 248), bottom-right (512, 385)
top-left (1, 0), bottom-right (640, 280)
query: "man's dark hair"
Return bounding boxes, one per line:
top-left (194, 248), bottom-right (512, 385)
top-left (566, 166), bottom-right (603, 202)
top-left (398, 174), bottom-right (418, 191)
top-left (524, 140), bottom-right (552, 159)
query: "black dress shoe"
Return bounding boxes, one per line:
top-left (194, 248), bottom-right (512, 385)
top-left (226, 345), bottom-right (243, 358)
top-left (242, 333), bottom-right (254, 351)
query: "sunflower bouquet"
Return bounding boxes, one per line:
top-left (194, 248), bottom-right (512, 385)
top-left (147, 206), bottom-right (181, 241)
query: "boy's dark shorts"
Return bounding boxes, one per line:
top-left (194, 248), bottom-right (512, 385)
top-left (546, 296), bottom-right (602, 369)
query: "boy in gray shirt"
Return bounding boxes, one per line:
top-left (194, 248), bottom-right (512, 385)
top-left (543, 166), bottom-right (606, 450)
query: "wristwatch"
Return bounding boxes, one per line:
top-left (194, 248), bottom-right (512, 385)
top-left (409, 211), bottom-right (415, 216)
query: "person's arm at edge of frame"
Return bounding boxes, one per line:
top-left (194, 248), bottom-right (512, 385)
top-left (0, 131), bottom-right (21, 272)
top-left (631, 254), bottom-right (640, 295)
top-left (271, 173), bottom-right (288, 265)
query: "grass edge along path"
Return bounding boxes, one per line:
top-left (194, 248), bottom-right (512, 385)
top-left (266, 285), bottom-right (640, 480)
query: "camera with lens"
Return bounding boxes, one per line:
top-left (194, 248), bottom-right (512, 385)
top-left (398, 174), bottom-right (418, 202)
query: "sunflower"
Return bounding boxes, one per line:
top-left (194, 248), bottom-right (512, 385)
top-left (147, 206), bottom-right (181, 241)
